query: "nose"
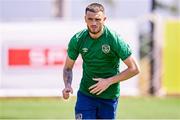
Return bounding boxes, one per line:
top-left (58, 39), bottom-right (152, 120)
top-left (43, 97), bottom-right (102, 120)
top-left (92, 20), bottom-right (97, 25)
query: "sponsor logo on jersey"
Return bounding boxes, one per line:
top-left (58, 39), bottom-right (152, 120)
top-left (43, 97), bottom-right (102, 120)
top-left (102, 44), bottom-right (110, 54)
top-left (82, 48), bottom-right (88, 53)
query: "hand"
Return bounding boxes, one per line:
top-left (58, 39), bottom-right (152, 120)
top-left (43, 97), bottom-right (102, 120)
top-left (62, 85), bottom-right (73, 99)
top-left (89, 78), bottom-right (111, 95)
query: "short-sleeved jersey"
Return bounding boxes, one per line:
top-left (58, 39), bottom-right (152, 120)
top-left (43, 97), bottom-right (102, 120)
top-left (68, 26), bottom-right (132, 99)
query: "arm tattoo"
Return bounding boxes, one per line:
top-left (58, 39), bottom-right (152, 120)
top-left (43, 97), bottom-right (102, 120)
top-left (63, 68), bottom-right (72, 86)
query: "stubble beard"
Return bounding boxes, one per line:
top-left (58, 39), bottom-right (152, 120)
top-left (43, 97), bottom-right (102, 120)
top-left (87, 26), bottom-right (102, 35)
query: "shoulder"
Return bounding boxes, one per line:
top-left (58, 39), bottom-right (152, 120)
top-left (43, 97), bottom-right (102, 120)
top-left (104, 26), bottom-right (124, 43)
top-left (71, 29), bottom-right (88, 42)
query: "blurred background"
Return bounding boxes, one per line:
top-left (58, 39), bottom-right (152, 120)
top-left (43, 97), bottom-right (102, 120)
top-left (0, 0), bottom-right (180, 119)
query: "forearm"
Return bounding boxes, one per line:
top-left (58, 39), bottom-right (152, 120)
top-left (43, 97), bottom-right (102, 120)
top-left (107, 67), bottom-right (139, 85)
top-left (63, 68), bottom-right (73, 87)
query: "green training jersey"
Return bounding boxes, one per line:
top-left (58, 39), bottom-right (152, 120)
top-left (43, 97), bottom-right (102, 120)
top-left (67, 26), bottom-right (132, 99)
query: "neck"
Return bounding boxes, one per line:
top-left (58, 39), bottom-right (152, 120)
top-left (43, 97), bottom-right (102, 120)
top-left (89, 27), bottom-right (104, 39)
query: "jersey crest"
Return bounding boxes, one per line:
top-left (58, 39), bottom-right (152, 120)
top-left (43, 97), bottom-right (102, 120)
top-left (102, 44), bottom-right (110, 54)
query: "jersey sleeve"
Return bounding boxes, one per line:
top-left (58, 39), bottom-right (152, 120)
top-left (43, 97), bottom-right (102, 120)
top-left (114, 35), bottom-right (132, 61)
top-left (67, 35), bottom-right (79, 60)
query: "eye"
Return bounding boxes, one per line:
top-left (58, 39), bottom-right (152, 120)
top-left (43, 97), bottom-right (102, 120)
top-left (95, 18), bottom-right (101, 21)
top-left (88, 18), bottom-right (93, 21)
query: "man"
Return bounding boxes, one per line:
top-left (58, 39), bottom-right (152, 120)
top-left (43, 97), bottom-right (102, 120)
top-left (62, 2), bottom-right (140, 119)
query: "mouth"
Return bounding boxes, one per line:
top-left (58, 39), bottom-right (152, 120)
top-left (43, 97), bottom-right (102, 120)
top-left (90, 25), bottom-right (97, 29)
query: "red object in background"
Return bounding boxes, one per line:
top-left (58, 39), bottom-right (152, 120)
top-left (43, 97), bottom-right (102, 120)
top-left (9, 49), bottom-right (30, 66)
top-left (8, 47), bottom-right (67, 67)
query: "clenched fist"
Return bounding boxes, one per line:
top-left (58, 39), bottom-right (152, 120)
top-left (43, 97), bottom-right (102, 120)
top-left (62, 86), bottom-right (73, 99)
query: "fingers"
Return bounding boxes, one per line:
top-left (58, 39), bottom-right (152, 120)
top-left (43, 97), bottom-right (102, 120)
top-left (89, 78), bottom-right (103, 94)
top-left (63, 92), bottom-right (69, 99)
top-left (89, 86), bottom-right (104, 95)
top-left (89, 84), bottom-right (99, 94)
top-left (62, 90), bottom-right (69, 99)
top-left (89, 78), bottom-right (109, 95)
top-left (62, 87), bottom-right (73, 99)
top-left (64, 88), bottom-right (73, 94)
top-left (93, 78), bottom-right (102, 81)
top-left (96, 89), bottom-right (104, 95)
top-left (89, 78), bottom-right (103, 90)
top-left (65, 87), bottom-right (73, 94)
top-left (89, 84), bottom-right (97, 90)
top-left (89, 83), bottom-right (104, 95)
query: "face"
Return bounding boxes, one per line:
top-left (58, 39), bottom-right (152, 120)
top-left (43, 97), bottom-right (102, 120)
top-left (85, 11), bottom-right (106, 34)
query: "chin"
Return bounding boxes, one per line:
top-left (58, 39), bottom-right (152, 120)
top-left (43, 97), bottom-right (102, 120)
top-left (90, 30), bottom-right (100, 34)
top-left (91, 32), bottom-right (98, 34)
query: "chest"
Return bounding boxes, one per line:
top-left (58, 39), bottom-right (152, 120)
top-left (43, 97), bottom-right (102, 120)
top-left (79, 38), bottom-right (116, 60)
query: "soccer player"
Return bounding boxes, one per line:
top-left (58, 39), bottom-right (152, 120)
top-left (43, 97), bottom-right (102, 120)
top-left (62, 2), bottom-right (140, 119)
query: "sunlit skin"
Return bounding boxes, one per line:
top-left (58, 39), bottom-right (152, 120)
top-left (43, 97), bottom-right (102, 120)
top-left (85, 11), bottom-right (106, 39)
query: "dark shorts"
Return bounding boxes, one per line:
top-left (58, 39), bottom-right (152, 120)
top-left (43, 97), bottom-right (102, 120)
top-left (75, 91), bottom-right (119, 119)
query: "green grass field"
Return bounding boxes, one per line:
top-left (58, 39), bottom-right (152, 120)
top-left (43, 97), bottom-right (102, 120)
top-left (0, 96), bottom-right (179, 119)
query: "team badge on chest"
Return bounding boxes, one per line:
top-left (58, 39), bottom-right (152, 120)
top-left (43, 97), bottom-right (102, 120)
top-left (102, 44), bottom-right (110, 54)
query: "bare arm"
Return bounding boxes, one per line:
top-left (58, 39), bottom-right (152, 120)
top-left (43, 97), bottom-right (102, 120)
top-left (63, 56), bottom-right (75, 87)
top-left (89, 56), bottom-right (140, 95)
top-left (62, 56), bottom-right (75, 99)
top-left (108, 56), bottom-right (140, 84)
